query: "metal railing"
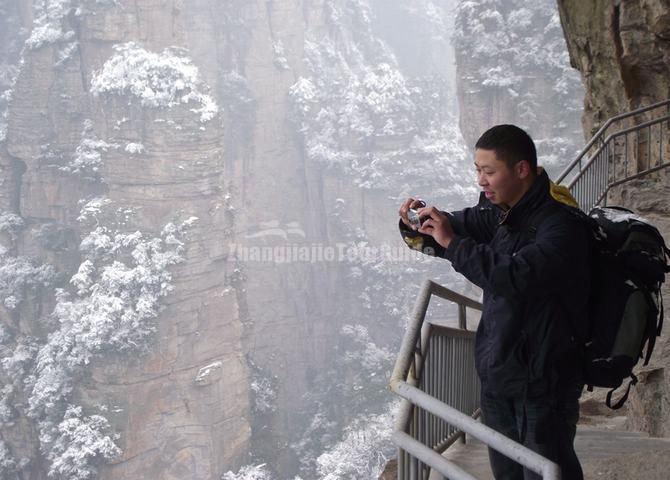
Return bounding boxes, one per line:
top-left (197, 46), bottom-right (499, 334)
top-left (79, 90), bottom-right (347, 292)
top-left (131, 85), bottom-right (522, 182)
top-left (389, 279), bottom-right (561, 480)
top-left (556, 98), bottom-right (670, 210)
top-left (388, 100), bottom-right (670, 480)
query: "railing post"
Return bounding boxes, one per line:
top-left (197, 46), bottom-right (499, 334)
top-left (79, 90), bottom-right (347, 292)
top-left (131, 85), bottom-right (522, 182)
top-left (458, 304), bottom-right (466, 330)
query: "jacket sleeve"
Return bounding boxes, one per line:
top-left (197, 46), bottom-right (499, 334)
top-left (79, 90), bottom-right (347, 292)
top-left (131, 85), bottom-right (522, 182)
top-left (442, 212), bottom-right (588, 298)
top-left (447, 193), bottom-right (498, 244)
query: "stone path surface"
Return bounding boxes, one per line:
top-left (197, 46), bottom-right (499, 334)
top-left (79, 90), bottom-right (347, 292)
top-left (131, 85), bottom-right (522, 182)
top-left (428, 416), bottom-right (670, 479)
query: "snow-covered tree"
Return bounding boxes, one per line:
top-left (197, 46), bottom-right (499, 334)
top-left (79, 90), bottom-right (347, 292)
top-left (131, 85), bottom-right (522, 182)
top-left (315, 405), bottom-right (398, 480)
top-left (61, 120), bottom-right (119, 178)
top-left (222, 464), bottom-right (274, 480)
top-left (0, 211), bottom-right (25, 239)
top-left (0, 245), bottom-right (58, 310)
top-left (47, 406), bottom-right (121, 480)
top-left (0, 440), bottom-right (17, 479)
top-left (25, 0), bottom-right (74, 50)
top-left (91, 42), bottom-right (219, 122)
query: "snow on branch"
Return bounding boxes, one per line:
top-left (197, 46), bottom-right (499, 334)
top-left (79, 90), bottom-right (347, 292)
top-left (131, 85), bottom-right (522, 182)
top-left (61, 120), bottom-right (119, 177)
top-left (47, 406), bottom-right (121, 480)
top-left (316, 406), bottom-right (397, 480)
top-left (25, 0), bottom-right (74, 50)
top-left (222, 464), bottom-right (275, 480)
top-left (0, 245), bottom-right (58, 310)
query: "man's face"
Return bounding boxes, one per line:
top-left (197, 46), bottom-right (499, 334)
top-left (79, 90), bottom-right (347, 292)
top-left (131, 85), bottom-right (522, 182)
top-left (474, 148), bottom-right (526, 208)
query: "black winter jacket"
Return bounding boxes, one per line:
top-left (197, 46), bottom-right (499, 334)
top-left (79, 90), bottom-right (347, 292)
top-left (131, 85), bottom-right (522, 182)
top-left (399, 171), bottom-right (590, 398)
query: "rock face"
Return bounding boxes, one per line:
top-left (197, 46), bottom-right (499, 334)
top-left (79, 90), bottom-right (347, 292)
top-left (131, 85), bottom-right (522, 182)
top-left (453, 0), bottom-right (585, 177)
top-left (2, 2), bottom-right (251, 479)
top-left (0, 1), bottom-right (476, 479)
top-left (558, 0), bottom-right (670, 437)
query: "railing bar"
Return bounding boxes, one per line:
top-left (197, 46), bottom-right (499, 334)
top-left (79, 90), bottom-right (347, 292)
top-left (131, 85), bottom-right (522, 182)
top-left (430, 283), bottom-right (483, 311)
top-left (456, 338), bottom-right (462, 414)
top-left (438, 335), bottom-right (444, 444)
top-left (636, 130), bottom-right (640, 177)
top-left (599, 144), bottom-right (603, 206)
top-left (434, 407), bottom-right (483, 453)
top-left (431, 338), bottom-right (437, 449)
top-left (587, 156), bottom-right (591, 209)
top-left (624, 132), bottom-right (629, 180)
top-left (605, 161), bottom-right (670, 190)
top-left (610, 138), bottom-right (615, 207)
top-left (460, 338), bottom-right (466, 412)
top-left (659, 121), bottom-right (663, 168)
top-left (598, 146), bottom-right (616, 206)
top-left (591, 152), bottom-right (598, 208)
top-left (591, 150), bottom-right (595, 208)
top-left (393, 432), bottom-right (479, 480)
top-left (428, 324), bottom-right (476, 339)
top-left (608, 141), bottom-right (616, 207)
top-left (450, 337), bottom-right (457, 435)
top-left (444, 337), bottom-right (451, 438)
top-left (649, 125), bottom-right (652, 171)
top-left (443, 336), bottom-right (448, 439)
top-left (391, 279), bottom-right (433, 393)
top-left (442, 336), bottom-right (447, 442)
top-left (565, 113), bottom-right (670, 189)
top-left (420, 403), bottom-right (426, 480)
top-left (597, 147), bottom-right (601, 207)
top-left (556, 98), bottom-right (670, 184)
top-left (600, 143), bottom-right (618, 204)
top-left (391, 383), bottom-right (562, 479)
top-left (662, 120), bottom-right (665, 168)
top-left (606, 140), bottom-right (611, 207)
top-left (434, 336), bottom-right (439, 448)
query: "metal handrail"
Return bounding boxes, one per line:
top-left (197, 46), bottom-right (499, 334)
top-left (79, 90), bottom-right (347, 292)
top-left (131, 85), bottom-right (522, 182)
top-left (389, 279), bottom-right (561, 480)
top-left (556, 99), bottom-right (670, 211)
top-left (556, 98), bottom-right (670, 184)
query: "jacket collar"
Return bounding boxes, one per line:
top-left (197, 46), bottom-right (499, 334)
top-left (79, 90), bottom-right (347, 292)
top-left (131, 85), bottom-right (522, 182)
top-left (478, 170), bottom-right (552, 228)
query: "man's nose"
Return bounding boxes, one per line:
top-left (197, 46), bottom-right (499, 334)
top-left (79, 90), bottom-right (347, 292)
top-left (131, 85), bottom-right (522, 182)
top-left (477, 173), bottom-right (487, 187)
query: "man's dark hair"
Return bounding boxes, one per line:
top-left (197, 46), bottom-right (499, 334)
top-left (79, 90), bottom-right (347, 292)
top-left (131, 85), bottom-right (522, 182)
top-left (475, 124), bottom-right (537, 172)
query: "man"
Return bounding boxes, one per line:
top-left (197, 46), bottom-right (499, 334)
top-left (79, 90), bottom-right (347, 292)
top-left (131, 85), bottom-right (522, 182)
top-left (398, 124), bottom-right (590, 480)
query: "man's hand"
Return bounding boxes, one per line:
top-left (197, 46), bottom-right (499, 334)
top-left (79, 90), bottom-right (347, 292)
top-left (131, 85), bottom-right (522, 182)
top-left (398, 197), bottom-right (426, 229)
top-left (416, 206), bottom-right (455, 249)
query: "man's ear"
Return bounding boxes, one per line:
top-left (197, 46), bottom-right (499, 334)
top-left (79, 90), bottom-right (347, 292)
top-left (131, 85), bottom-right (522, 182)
top-left (516, 160), bottom-right (532, 179)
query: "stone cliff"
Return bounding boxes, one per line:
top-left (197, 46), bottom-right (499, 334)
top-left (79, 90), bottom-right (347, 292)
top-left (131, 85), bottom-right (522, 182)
top-left (0, 1), bottom-right (475, 479)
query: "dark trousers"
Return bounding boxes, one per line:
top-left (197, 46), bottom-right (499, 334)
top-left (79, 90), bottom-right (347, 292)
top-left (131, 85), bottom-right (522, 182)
top-left (480, 381), bottom-right (583, 480)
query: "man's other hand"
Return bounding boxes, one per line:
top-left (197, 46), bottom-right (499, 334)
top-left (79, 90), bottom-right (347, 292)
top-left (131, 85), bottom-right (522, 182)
top-left (417, 206), bottom-right (455, 248)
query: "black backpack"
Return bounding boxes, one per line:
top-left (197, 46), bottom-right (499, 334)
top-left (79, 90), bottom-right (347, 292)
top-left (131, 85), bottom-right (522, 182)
top-left (528, 204), bottom-right (670, 409)
top-left (581, 206), bottom-right (670, 409)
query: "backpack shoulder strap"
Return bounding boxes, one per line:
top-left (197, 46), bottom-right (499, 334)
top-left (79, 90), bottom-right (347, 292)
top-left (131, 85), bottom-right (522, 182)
top-left (606, 374), bottom-right (639, 410)
top-left (524, 200), bottom-right (579, 239)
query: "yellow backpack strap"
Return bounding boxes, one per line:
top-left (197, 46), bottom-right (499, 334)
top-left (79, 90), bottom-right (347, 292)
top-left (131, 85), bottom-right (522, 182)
top-left (549, 181), bottom-right (580, 209)
top-left (536, 167), bottom-right (580, 209)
